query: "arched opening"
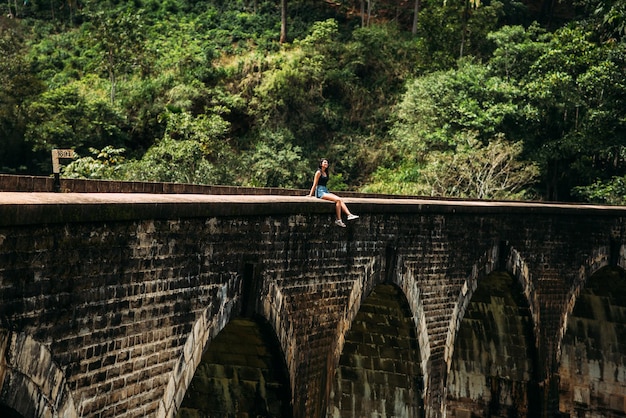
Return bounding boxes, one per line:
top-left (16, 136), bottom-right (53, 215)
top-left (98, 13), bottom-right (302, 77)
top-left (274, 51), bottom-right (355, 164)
top-left (176, 316), bottom-right (292, 417)
top-left (328, 284), bottom-right (424, 418)
top-left (559, 266), bottom-right (626, 417)
top-left (447, 271), bottom-right (539, 417)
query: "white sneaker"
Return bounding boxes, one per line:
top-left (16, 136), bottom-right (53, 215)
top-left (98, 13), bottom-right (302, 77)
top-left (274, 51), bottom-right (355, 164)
top-left (335, 219), bottom-right (347, 227)
top-left (347, 214), bottom-right (359, 221)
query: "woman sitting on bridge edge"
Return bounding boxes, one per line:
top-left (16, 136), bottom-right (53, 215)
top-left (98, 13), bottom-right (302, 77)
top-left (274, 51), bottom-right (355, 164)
top-left (308, 158), bottom-right (359, 227)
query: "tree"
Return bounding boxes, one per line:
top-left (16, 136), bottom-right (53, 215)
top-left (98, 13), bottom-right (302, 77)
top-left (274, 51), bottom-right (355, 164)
top-left (390, 60), bottom-right (522, 157)
top-left (0, 17), bottom-right (44, 172)
top-left (124, 137), bottom-right (218, 184)
top-left (516, 25), bottom-right (626, 200)
top-left (412, 0), bottom-right (420, 35)
top-left (365, 59), bottom-right (535, 198)
top-left (569, 0), bottom-right (625, 41)
top-left (419, 133), bottom-right (539, 199)
top-left (280, 0), bottom-right (287, 42)
top-left (158, 109), bottom-right (233, 165)
top-left (84, 5), bottom-right (147, 103)
top-left (249, 19), bottom-right (342, 147)
top-left (243, 129), bottom-right (309, 188)
top-left (364, 132), bottom-right (539, 199)
top-left (459, 0), bottom-right (479, 58)
top-left (24, 76), bottom-right (128, 172)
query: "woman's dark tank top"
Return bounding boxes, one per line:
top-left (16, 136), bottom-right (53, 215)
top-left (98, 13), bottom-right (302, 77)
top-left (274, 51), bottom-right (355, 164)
top-left (318, 171), bottom-right (329, 187)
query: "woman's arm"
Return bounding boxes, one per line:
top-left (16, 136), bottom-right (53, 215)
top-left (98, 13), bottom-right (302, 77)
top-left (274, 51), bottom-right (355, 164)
top-left (308, 170), bottom-right (321, 196)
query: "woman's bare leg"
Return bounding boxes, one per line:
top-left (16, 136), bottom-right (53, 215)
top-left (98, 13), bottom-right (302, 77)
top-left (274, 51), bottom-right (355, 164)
top-left (339, 200), bottom-right (351, 216)
top-left (321, 193), bottom-right (352, 218)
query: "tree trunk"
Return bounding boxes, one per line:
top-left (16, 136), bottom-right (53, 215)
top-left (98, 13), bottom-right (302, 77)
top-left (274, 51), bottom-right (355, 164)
top-left (412, 0), bottom-right (420, 35)
top-left (108, 48), bottom-right (116, 104)
top-left (360, 0), bottom-right (365, 27)
top-left (280, 0), bottom-right (287, 43)
top-left (459, 0), bottom-right (469, 58)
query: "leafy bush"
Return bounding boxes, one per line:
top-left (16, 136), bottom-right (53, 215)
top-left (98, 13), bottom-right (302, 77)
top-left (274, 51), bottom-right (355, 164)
top-left (364, 132), bottom-right (538, 199)
top-left (573, 177), bottom-right (626, 205)
top-left (124, 138), bottom-right (223, 184)
top-left (63, 146), bottom-right (128, 179)
top-left (243, 129), bottom-right (309, 188)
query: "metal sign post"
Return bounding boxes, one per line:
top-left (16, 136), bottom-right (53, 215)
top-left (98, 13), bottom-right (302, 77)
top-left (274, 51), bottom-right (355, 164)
top-left (51, 149), bottom-right (75, 192)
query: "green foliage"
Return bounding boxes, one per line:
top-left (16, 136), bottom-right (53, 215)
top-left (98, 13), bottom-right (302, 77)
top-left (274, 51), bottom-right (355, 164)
top-left (160, 108), bottom-right (232, 162)
top-left (514, 25), bottom-right (626, 199)
top-left (124, 138), bottom-right (221, 184)
top-left (365, 132), bottom-right (538, 199)
top-left (599, 0), bottom-right (626, 39)
top-left (62, 146), bottom-right (127, 179)
top-left (573, 176), bottom-right (626, 205)
top-left (391, 60), bottom-right (521, 157)
top-left (250, 19), bottom-right (340, 137)
top-left (243, 129), bottom-right (309, 188)
top-left (27, 26), bottom-right (87, 88)
top-left (0, 17), bottom-right (45, 172)
top-left (2, 0), bottom-right (625, 204)
top-left (238, 18), bottom-right (420, 186)
top-left (119, 109), bottom-right (237, 184)
top-left (81, 3), bottom-right (149, 102)
top-left (24, 76), bottom-right (128, 171)
top-left (488, 23), bottom-right (549, 80)
top-left (574, 0), bottom-right (626, 41)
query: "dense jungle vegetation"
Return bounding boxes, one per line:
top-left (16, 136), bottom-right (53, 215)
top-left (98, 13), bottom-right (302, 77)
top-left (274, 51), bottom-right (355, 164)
top-left (1, 0), bottom-right (625, 202)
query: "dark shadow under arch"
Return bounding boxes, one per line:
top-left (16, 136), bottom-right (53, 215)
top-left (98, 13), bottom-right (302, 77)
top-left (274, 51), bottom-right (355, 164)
top-left (176, 316), bottom-right (292, 418)
top-left (0, 405), bottom-right (23, 418)
top-left (559, 265), bottom-right (626, 417)
top-left (447, 271), bottom-right (540, 418)
top-left (328, 283), bottom-right (424, 418)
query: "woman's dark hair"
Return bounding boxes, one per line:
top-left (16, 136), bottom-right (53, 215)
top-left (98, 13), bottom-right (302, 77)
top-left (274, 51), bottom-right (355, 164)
top-left (318, 158), bottom-right (329, 170)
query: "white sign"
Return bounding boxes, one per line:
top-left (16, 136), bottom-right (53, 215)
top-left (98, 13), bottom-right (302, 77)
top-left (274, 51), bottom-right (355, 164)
top-left (51, 149), bottom-right (76, 174)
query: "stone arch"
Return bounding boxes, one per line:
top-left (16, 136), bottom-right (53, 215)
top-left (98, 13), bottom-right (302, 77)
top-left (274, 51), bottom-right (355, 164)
top-left (0, 329), bottom-right (77, 418)
top-left (330, 257), bottom-right (380, 377)
top-left (333, 248), bottom-right (431, 392)
top-left (557, 245), bottom-right (626, 417)
top-left (328, 282), bottom-right (424, 418)
top-left (445, 244), bottom-right (537, 371)
top-left (394, 261), bottom-right (430, 395)
top-left (164, 272), bottom-right (293, 418)
top-left (557, 245), bottom-right (611, 361)
top-left (257, 279), bottom-right (300, 414)
top-left (175, 315), bottom-right (292, 417)
top-left (444, 244), bottom-right (540, 417)
top-left (159, 281), bottom-right (239, 417)
top-left (328, 249), bottom-right (429, 399)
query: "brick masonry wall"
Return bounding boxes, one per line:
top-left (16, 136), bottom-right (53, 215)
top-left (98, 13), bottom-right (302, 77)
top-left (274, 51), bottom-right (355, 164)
top-left (328, 284), bottom-right (423, 417)
top-left (0, 192), bottom-right (626, 417)
top-left (559, 266), bottom-right (626, 416)
top-left (446, 271), bottom-right (539, 417)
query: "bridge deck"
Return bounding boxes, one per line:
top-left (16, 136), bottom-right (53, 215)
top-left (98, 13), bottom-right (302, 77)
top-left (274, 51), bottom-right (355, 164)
top-left (0, 192), bottom-right (624, 226)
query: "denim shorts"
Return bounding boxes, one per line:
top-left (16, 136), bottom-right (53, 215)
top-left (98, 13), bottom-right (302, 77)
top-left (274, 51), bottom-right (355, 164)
top-left (316, 186), bottom-right (328, 198)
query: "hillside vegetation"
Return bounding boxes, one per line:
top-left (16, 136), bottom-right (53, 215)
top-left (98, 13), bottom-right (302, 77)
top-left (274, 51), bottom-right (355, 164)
top-left (1, 0), bottom-right (625, 202)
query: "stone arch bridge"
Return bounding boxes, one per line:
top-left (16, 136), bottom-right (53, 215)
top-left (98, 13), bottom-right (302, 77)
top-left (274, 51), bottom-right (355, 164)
top-left (1, 177), bottom-right (626, 418)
